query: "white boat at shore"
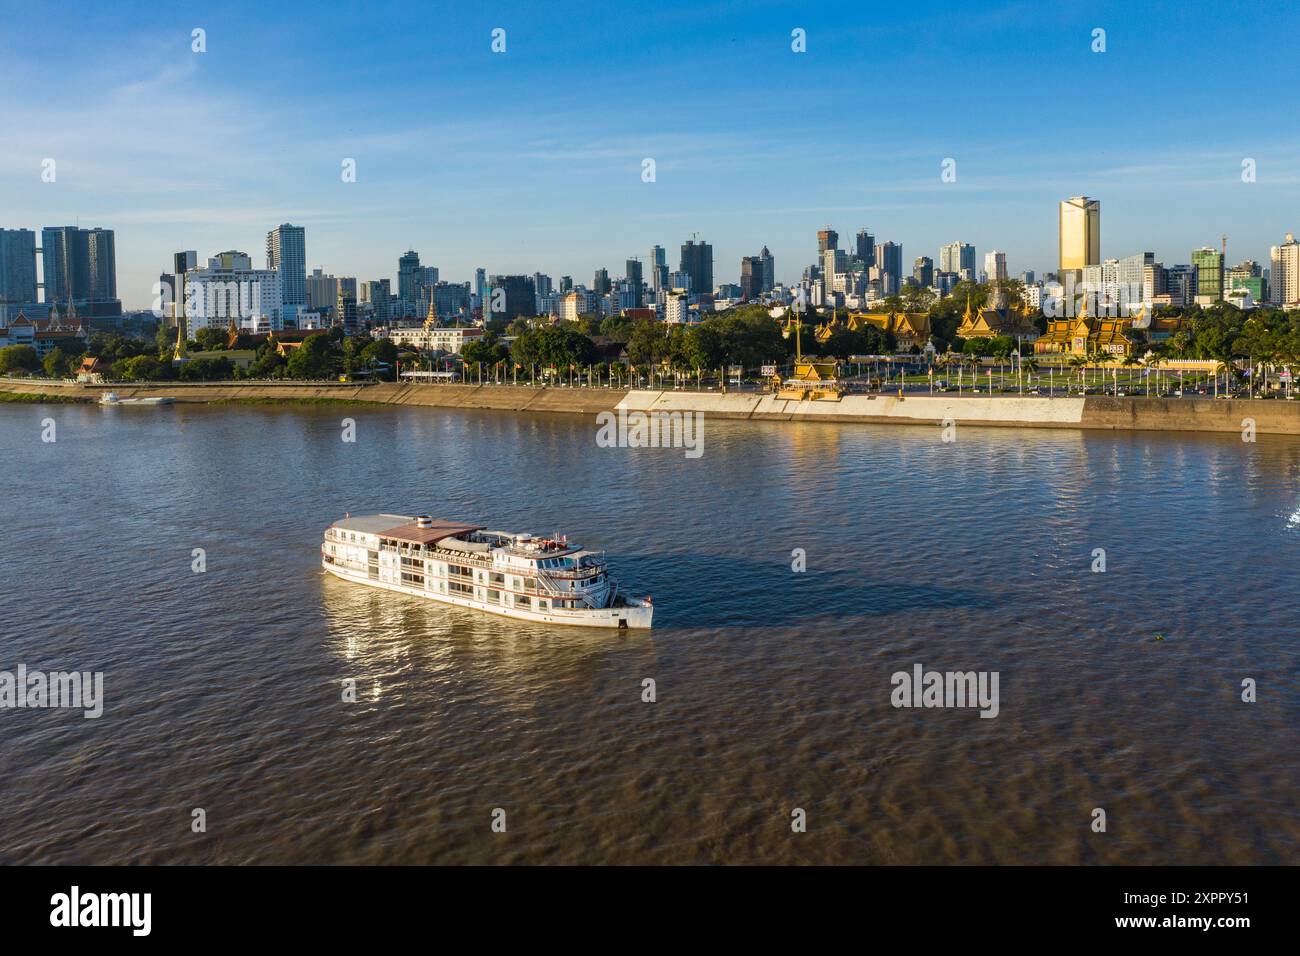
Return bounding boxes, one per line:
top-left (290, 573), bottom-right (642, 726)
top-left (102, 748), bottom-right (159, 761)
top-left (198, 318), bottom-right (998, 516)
top-left (99, 391), bottom-right (175, 406)
top-left (321, 514), bottom-right (654, 629)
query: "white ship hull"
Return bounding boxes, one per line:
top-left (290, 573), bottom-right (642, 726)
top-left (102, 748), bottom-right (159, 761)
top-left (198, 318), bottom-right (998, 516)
top-left (322, 557), bottom-right (654, 629)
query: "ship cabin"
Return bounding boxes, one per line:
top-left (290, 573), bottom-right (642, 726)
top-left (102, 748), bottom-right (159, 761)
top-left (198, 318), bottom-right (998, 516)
top-left (323, 514), bottom-right (612, 611)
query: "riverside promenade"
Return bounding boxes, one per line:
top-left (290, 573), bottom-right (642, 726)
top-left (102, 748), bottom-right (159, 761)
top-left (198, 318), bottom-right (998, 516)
top-left (3, 377), bottom-right (1299, 435)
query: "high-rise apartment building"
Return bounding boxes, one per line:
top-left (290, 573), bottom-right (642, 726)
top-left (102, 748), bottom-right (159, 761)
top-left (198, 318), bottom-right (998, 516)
top-left (488, 275), bottom-right (537, 320)
top-left (679, 239), bottom-right (713, 295)
top-left (397, 251), bottom-right (422, 316)
top-left (365, 279), bottom-right (392, 325)
top-left (625, 259), bottom-right (643, 307)
top-left (184, 252), bottom-right (282, 332)
top-left (1114, 252), bottom-right (1156, 311)
top-left (855, 229), bottom-right (875, 268)
top-left (913, 256), bottom-right (934, 287)
top-left (877, 242), bottom-right (903, 296)
top-left (41, 226), bottom-right (119, 313)
top-left (1191, 246), bottom-right (1224, 304)
top-left (0, 228), bottom-right (38, 306)
top-left (336, 287), bottom-right (358, 332)
top-left (649, 246), bottom-right (667, 294)
top-left (1164, 265), bottom-right (1195, 306)
top-left (665, 290), bottom-right (689, 324)
top-left (1059, 196), bottom-right (1100, 282)
top-left (266, 224), bottom-right (306, 311)
top-left (984, 250), bottom-right (1008, 282)
top-left (821, 248), bottom-right (848, 286)
top-left (939, 242), bottom-right (976, 280)
top-left (740, 256), bottom-right (764, 300)
top-left (306, 268), bottom-right (339, 313)
top-left (1269, 233), bottom-right (1300, 308)
top-left (817, 228), bottom-right (838, 253)
top-left (759, 246), bottom-right (775, 293)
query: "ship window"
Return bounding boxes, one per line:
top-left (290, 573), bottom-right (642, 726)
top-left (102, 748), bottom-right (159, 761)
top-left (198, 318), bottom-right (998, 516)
top-left (487, 589), bottom-right (500, 603)
top-left (516, 595), bottom-right (531, 608)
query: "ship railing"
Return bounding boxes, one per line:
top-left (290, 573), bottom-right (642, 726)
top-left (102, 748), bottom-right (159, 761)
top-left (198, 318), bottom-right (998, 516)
top-left (534, 572), bottom-right (568, 597)
top-left (535, 571), bottom-right (609, 610)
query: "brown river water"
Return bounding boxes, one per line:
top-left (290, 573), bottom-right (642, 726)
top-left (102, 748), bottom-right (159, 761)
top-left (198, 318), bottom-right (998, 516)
top-left (1, 403), bottom-right (1297, 864)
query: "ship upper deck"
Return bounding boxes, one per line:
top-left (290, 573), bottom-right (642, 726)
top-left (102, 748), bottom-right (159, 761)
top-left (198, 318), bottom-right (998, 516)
top-left (328, 515), bottom-right (596, 567)
top-left (330, 514), bottom-right (485, 544)
top-left (331, 513), bottom-right (412, 536)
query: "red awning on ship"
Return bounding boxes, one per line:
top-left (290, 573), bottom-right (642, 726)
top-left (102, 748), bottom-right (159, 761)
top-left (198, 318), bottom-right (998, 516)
top-left (381, 520), bottom-right (483, 545)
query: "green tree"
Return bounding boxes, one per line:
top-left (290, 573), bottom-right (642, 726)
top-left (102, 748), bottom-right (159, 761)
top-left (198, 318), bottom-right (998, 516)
top-left (42, 347), bottom-right (73, 378)
top-left (249, 342), bottom-right (287, 379)
top-left (510, 326), bottom-right (598, 370)
top-left (623, 319), bottom-right (671, 367)
top-left (286, 333), bottom-right (338, 380)
top-left (0, 345), bottom-right (39, 374)
top-left (179, 356), bottom-right (234, 381)
top-left (120, 355), bottom-right (164, 381)
top-left (461, 332), bottom-right (510, 367)
top-left (599, 313), bottom-right (636, 342)
top-left (357, 337), bottom-right (399, 379)
top-left (194, 327), bottom-right (229, 351)
top-left (901, 284), bottom-right (937, 313)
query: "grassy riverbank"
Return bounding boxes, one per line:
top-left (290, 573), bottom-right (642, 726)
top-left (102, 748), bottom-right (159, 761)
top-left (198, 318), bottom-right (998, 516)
top-left (0, 390), bottom-right (90, 404)
top-left (204, 396), bottom-right (387, 407)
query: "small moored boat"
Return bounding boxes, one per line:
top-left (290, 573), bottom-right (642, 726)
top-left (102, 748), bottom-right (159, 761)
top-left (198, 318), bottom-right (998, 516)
top-left (99, 391), bottom-right (175, 406)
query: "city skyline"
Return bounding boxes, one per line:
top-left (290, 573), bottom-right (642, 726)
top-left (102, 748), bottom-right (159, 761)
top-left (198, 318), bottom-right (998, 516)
top-left (3, 1), bottom-right (1300, 306)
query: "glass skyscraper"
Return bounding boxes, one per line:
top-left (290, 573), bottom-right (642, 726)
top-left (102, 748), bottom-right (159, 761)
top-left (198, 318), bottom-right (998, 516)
top-left (40, 225), bottom-right (118, 312)
top-left (266, 223), bottom-right (307, 310)
top-left (1058, 196), bottom-right (1100, 281)
top-left (1191, 247), bottom-right (1224, 303)
top-left (0, 228), bottom-right (38, 306)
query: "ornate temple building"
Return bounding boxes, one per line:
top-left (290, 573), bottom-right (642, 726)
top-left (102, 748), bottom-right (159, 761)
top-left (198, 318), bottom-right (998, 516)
top-left (814, 310), bottom-right (932, 350)
top-left (1033, 297), bottom-right (1141, 356)
top-left (954, 296), bottom-right (1038, 341)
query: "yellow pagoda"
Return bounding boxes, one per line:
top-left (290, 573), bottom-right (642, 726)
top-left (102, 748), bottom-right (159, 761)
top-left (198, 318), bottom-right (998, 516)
top-left (955, 295), bottom-right (1038, 340)
top-left (776, 315), bottom-right (844, 401)
top-left (1034, 296), bottom-right (1141, 357)
top-left (846, 310), bottom-right (931, 350)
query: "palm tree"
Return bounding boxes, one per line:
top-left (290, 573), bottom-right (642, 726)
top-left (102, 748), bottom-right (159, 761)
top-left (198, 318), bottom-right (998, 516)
top-left (1143, 353), bottom-right (1162, 396)
top-left (1066, 353), bottom-right (1088, 391)
top-left (1119, 353), bottom-right (1142, 395)
top-left (1018, 356), bottom-right (1038, 393)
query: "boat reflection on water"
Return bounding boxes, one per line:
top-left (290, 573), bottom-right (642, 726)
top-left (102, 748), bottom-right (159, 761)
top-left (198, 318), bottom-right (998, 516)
top-left (317, 570), bottom-right (659, 714)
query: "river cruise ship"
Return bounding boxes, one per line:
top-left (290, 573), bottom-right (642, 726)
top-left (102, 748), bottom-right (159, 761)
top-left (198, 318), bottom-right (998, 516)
top-left (321, 514), bottom-right (653, 629)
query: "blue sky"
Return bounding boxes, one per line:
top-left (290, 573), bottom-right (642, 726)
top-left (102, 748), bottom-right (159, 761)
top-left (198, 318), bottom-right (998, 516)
top-left (1, 0), bottom-right (1297, 307)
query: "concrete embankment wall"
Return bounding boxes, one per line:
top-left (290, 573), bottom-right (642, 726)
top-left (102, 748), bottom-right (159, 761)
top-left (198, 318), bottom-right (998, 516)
top-left (3, 379), bottom-right (1297, 435)
top-left (620, 391), bottom-right (1295, 434)
top-left (618, 391), bottom-right (1089, 427)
